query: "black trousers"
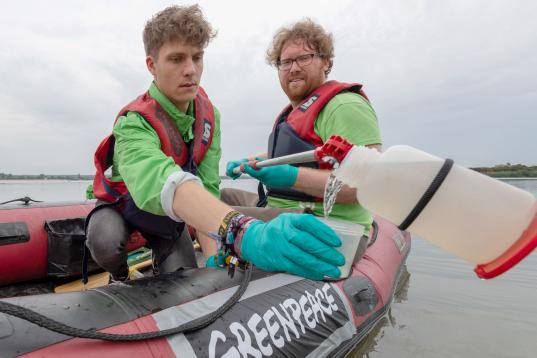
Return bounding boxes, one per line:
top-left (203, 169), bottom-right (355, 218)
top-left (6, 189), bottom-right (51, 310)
top-left (85, 198), bottom-right (197, 278)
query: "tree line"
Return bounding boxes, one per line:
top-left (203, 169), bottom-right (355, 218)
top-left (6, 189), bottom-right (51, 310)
top-left (471, 164), bottom-right (537, 178)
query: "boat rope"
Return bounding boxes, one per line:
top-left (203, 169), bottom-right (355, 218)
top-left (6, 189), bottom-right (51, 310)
top-left (0, 265), bottom-right (252, 341)
top-left (0, 196), bottom-right (43, 205)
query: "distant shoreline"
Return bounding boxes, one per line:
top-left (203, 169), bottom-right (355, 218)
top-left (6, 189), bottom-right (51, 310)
top-left (0, 175), bottom-right (94, 181)
top-left (471, 164), bottom-right (537, 178)
top-left (2, 165), bottom-right (536, 180)
top-left (2, 177), bottom-right (535, 183)
top-left (0, 175), bottom-right (254, 181)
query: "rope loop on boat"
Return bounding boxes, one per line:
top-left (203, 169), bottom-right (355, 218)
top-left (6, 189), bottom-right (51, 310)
top-left (0, 196), bottom-right (43, 205)
top-left (0, 265), bottom-right (252, 341)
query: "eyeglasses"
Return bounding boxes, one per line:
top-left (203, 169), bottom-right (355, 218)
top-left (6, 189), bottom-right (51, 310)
top-left (276, 53), bottom-right (322, 71)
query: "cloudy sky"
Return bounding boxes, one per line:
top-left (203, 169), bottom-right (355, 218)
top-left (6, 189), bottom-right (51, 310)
top-left (1, 0), bottom-right (536, 175)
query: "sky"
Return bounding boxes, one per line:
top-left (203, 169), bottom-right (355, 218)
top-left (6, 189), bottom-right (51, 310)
top-left (1, 0), bottom-right (536, 175)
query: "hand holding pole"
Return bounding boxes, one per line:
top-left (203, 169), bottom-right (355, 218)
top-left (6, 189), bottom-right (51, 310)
top-left (231, 135), bottom-right (355, 175)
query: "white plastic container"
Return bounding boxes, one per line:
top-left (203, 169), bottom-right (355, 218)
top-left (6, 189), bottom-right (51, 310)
top-left (317, 217), bottom-right (365, 279)
top-left (334, 145), bottom-right (537, 278)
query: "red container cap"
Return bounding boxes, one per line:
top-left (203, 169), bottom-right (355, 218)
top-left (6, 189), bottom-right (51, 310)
top-left (475, 210), bottom-right (537, 279)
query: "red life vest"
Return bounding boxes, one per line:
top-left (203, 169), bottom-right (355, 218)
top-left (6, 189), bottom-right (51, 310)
top-left (265, 80), bottom-right (369, 203)
top-left (93, 87), bottom-right (215, 203)
top-left (273, 80), bottom-right (369, 147)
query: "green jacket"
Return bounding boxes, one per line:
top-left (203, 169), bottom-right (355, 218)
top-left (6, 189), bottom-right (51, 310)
top-left (268, 91), bottom-right (381, 230)
top-left (89, 82), bottom-right (221, 216)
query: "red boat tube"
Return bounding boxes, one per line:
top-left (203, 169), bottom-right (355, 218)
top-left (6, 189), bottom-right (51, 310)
top-left (1, 216), bottom-right (410, 357)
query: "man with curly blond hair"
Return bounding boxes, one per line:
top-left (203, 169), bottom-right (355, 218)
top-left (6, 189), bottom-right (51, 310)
top-left (87, 7), bottom-right (346, 282)
top-left (226, 19), bottom-right (381, 234)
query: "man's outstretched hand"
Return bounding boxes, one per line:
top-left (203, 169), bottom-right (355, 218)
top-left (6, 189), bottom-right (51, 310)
top-left (240, 213), bottom-right (344, 280)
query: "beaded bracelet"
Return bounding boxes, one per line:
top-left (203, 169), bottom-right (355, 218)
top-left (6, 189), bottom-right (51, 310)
top-left (210, 212), bottom-right (256, 277)
top-left (218, 210), bottom-right (241, 238)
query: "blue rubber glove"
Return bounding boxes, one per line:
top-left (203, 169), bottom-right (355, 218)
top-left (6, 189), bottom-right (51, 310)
top-left (240, 213), bottom-right (345, 280)
top-left (205, 255), bottom-right (225, 269)
top-left (226, 158), bottom-right (249, 179)
top-left (242, 164), bottom-right (299, 188)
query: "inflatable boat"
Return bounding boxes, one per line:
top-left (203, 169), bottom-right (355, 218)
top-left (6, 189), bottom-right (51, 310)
top-left (0, 200), bottom-right (410, 357)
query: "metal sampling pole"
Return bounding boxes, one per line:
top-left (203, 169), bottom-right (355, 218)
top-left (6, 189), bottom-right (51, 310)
top-left (231, 150), bottom-right (317, 175)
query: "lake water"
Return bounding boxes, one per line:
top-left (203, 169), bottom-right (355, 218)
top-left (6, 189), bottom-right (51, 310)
top-left (1, 178), bottom-right (536, 357)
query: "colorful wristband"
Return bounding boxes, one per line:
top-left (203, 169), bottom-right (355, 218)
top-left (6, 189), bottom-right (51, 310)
top-left (218, 210), bottom-right (241, 238)
top-left (209, 212), bottom-right (256, 276)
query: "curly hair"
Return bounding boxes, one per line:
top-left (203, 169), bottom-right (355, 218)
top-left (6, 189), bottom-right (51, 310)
top-left (143, 5), bottom-right (217, 58)
top-left (266, 18), bottom-right (334, 76)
